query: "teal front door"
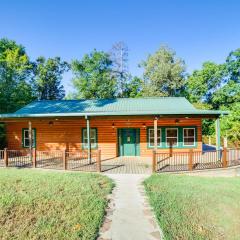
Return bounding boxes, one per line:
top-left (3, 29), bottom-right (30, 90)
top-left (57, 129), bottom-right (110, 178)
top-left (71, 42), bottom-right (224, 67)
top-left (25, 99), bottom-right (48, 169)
top-left (118, 128), bottom-right (140, 156)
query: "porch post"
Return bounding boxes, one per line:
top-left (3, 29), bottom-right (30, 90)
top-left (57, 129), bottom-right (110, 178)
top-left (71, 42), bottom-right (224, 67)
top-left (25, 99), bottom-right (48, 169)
top-left (86, 116), bottom-right (91, 163)
top-left (28, 121), bottom-right (32, 162)
top-left (154, 116), bottom-right (158, 151)
top-left (215, 118), bottom-right (221, 151)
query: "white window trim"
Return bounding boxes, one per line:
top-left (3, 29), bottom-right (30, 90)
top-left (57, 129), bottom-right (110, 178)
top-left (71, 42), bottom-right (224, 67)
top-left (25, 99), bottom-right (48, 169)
top-left (166, 128), bottom-right (178, 147)
top-left (148, 128), bottom-right (162, 147)
top-left (23, 129), bottom-right (35, 148)
top-left (82, 128), bottom-right (97, 149)
top-left (183, 128), bottom-right (196, 147)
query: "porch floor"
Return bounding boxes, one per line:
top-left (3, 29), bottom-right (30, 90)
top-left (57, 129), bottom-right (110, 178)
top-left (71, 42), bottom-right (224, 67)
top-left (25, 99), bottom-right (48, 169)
top-left (101, 157), bottom-right (152, 174)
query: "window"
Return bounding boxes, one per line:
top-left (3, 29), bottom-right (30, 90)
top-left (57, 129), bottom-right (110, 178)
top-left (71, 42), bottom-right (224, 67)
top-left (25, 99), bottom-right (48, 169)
top-left (183, 128), bottom-right (195, 146)
top-left (82, 128), bottom-right (98, 149)
top-left (148, 128), bottom-right (161, 147)
top-left (166, 128), bottom-right (178, 147)
top-left (22, 129), bottom-right (36, 148)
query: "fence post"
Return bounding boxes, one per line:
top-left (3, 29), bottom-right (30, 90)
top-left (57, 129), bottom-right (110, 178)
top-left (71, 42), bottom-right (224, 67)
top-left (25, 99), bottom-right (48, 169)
top-left (169, 142), bottom-right (173, 157)
top-left (152, 150), bottom-right (156, 173)
top-left (32, 148), bottom-right (37, 168)
top-left (4, 148), bottom-right (8, 167)
top-left (63, 149), bottom-right (67, 170)
top-left (222, 147), bottom-right (228, 168)
top-left (97, 150), bottom-right (101, 172)
top-left (188, 149), bottom-right (193, 171)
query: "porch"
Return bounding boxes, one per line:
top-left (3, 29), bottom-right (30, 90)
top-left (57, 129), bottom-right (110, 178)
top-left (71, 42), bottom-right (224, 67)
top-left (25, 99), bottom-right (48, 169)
top-left (0, 147), bottom-right (240, 174)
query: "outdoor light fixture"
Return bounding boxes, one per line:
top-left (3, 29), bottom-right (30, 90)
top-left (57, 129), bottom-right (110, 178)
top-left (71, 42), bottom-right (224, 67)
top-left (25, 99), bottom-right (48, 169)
top-left (49, 121), bottom-right (54, 126)
top-left (142, 123), bottom-right (146, 129)
top-left (112, 123), bottom-right (115, 129)
top-left (175, 119), bottom-right (180, 124)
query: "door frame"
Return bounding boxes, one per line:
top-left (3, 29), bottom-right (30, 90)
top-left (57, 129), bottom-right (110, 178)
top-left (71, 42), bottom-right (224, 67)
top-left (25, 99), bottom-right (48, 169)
top-left (117, 128), bottom-right (140, 156)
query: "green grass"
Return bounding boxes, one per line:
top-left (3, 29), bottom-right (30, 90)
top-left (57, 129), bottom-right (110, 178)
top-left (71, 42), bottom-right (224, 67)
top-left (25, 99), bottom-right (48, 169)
top-left (0, 168), bottom-right (113, 240)
top-left (144, 174), bottom-right (240, 240)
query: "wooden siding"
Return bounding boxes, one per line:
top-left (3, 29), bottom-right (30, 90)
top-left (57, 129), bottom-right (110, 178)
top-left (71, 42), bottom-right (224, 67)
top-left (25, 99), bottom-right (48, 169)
top-left (6, 116), bottom-right (202, 160)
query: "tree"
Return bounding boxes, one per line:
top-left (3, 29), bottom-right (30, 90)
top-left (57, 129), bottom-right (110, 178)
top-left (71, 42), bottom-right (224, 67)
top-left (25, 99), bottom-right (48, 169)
top-left (33, 57), bottom-right (69, 100)
top-left (110, 42), bottom-right (130, 97)
top-left (71, 50), bottom-right (117, 99)
top-left (186, 49), bottom-right (240, 109)
top-left (211, 80), bottom-right (240, 109)
top-left (121, 76), bottom-right (143, 98)
top-left (210, 49), bottom-right (240, 108)
top-left (209, 49), bottom-right (240, 109)
top-left (141, 45), bottom-right (186, 97)
top-left (192, 102), bottom-right (215, 136)
top-left (186, 62), bottom-right (226, 104)
top-left (226, 48), bottom-right (240, 83)
top-left (0, 38), bottom-right (34, 148)
top-left (221, 103), bottom-right (240, 147)
top-left (0, 38), bottom-right (34, 113)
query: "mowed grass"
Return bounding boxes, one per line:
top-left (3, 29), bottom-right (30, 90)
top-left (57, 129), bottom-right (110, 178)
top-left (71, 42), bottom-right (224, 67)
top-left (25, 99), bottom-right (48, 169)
top-left (0, 168), bottom-right (113, 240)
top-left (144, 174), bottom-right (240, 240)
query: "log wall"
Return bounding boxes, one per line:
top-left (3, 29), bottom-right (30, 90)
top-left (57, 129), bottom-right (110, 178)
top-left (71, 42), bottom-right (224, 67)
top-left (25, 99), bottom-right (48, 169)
top-left (6, 116), bottom-right (202, 159)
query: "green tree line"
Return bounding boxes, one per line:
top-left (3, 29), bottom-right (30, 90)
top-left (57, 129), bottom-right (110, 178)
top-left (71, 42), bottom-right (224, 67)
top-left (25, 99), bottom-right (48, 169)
top-left (0, 38), bottom-right (239, 146)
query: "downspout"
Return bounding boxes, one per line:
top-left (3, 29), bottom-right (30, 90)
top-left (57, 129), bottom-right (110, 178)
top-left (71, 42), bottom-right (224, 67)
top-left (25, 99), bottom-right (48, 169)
top-left (215, 116), bottom-right (221, 160)
top-left (154, 116), bottom-right (158, 151)
top-left (28, 121), bottom-right (32, 162)
top-left (85, 115), bottom-right (91, 163)
top-left (215, 117), bottom-right (221, 151)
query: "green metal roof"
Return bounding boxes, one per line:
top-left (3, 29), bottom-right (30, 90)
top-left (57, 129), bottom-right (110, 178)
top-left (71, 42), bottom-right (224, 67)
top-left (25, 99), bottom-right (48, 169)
top-left (0, 97), bottom-right (227, 119)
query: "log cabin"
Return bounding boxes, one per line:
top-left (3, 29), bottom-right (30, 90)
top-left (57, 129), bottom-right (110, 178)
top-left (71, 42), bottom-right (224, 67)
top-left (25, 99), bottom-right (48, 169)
top-left (0, 97), bottom-right (226, 160)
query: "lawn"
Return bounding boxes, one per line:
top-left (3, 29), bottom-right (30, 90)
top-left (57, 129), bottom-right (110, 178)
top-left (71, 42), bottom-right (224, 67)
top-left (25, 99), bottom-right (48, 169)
top-left (0, 168), bottom-right (113, 240)
top-left (144, 174), bottom-right (240, 240)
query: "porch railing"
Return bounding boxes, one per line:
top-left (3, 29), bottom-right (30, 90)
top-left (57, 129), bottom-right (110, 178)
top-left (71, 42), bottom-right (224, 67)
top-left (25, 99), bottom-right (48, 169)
top-left (0, 148), bottom-right (102, 172)
top-left (152, 148), bottom-right (240, 173)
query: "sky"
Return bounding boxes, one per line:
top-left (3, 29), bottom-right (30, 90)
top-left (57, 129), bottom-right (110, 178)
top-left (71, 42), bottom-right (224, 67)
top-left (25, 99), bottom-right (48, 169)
top-left (0, 0), bottom-right (240, 94)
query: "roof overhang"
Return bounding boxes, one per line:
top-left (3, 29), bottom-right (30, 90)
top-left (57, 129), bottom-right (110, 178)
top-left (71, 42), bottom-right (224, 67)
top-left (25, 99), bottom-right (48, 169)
top-left (0, 110), bottom-right (228, 122)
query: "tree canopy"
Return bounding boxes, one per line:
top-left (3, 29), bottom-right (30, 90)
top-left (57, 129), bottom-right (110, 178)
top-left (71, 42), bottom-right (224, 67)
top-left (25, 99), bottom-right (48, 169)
top-left (186, 48), bottom-right (240, 141)
top-left (141, 46), bottom-right (186, 97)
top-left (33, 56), bottom-right (69, 100)
top-left (71, 50), bottom-right (117, 99)
top-left (0, 38), bottom-right (34, 113)
top-left (221, 102), bottom-right (240, 146)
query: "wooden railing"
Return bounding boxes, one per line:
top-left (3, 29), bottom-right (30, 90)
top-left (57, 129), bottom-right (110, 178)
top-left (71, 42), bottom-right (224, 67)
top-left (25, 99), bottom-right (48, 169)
top-left (152, 148), bottom-right (240, 173)
top-left (0, 148), bottom-right (102, 172)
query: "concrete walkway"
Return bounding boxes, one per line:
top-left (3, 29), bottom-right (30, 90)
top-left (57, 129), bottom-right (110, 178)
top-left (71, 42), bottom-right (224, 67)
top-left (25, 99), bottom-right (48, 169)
top-left (98, 174), bottom-right (163, 240)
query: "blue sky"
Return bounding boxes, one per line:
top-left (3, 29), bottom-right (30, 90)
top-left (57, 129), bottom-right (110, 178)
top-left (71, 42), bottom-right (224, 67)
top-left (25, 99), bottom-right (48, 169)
top-left (0, 0), bottom-right (239, 94)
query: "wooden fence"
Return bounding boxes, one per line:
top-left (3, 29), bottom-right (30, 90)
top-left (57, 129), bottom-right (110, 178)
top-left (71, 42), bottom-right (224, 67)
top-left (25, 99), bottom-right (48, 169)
top-left (152, 148), bottom-right (240, 173)
top-left (1, 148), bottom-right (240, 174)
top-left (0, 148), bottom-right (101, 172)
